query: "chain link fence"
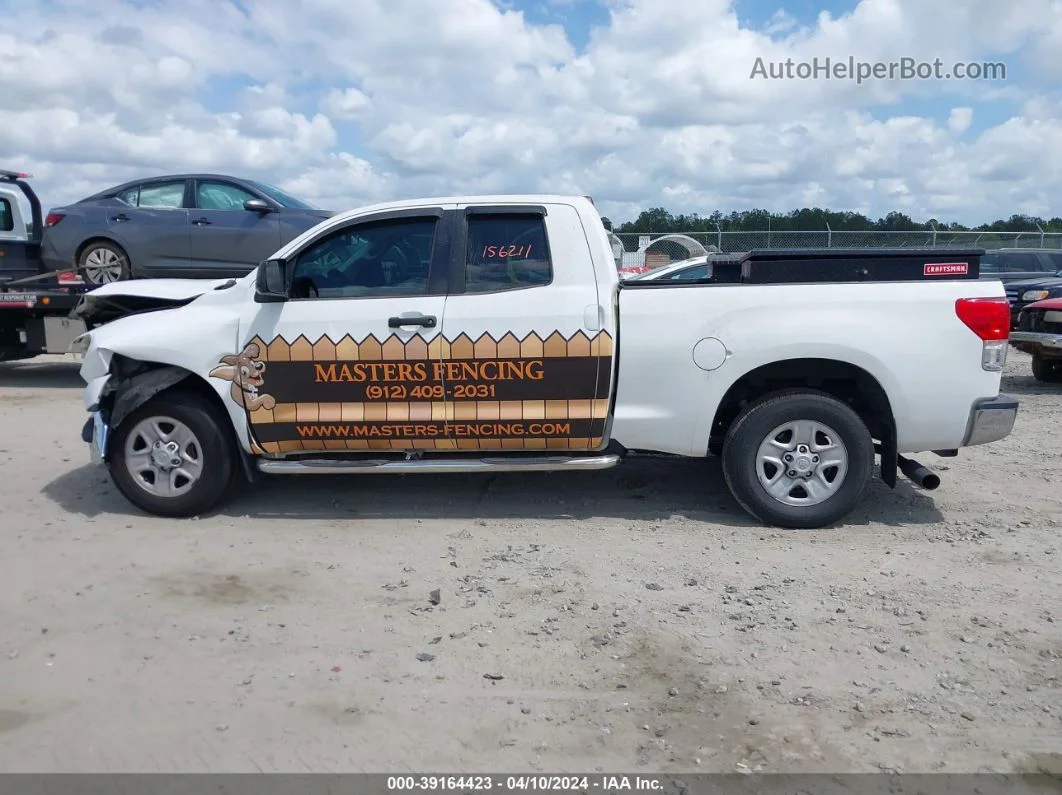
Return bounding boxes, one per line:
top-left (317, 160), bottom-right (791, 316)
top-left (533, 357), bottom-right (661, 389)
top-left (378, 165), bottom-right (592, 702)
top-left (612, 229), bottom-right (1062, 270)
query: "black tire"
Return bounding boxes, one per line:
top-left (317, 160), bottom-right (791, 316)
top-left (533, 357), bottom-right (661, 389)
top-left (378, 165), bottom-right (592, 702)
top-left (1031, 354), bottom-right (1062, 383)
top-left (721, 389), bottom-right (874, 529)
top-left (78, 240), bottom-right (131, 285)
top-left (108, 391), bottom-right (237, 517)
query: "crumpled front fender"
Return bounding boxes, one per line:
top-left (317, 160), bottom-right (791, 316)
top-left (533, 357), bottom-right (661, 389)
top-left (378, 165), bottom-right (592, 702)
top-left (75, 303), bottom-right (253, 453)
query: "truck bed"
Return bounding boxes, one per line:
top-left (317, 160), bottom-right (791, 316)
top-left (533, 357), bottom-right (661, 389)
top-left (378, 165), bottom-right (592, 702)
top-left (621, 247), bottom-right (983, 286)
top-left (612, 274), bottom-right (1005, 456)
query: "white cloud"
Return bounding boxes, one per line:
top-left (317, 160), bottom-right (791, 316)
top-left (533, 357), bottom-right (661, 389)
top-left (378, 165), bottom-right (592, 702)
top-left (948, 107), bottom-right (974, 133)
top-left (321, 88), bottom-right (372, 121)
top-left (0, 0), bottom-right (1059, 225)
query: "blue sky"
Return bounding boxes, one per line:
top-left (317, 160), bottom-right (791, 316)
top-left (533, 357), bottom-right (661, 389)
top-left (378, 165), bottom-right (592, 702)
top-left (2, 0), bottom-right (1059, 225)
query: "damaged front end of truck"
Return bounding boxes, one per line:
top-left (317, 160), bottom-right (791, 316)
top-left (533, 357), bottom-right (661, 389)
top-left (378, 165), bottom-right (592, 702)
top-left (72, 275), bottom-right (254, 475)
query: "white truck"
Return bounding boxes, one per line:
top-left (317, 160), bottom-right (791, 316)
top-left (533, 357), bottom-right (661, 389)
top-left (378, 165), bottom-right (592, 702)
top-left (72, 195), bottom-right (1019, 528)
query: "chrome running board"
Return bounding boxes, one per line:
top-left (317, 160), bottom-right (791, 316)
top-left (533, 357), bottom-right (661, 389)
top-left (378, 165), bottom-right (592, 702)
top-left (257, 454), bottom-right (621, 475)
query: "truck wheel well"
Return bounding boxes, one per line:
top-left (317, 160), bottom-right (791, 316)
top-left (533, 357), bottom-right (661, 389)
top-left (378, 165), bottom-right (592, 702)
top-left (103, 356), bottom-right (259, 482)
top-left (708, 358), bottom-right (894, 455)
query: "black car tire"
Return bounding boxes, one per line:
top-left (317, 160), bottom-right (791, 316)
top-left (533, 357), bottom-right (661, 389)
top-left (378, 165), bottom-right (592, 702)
top-left (721, 389), bottom-right (874, 530)
top-left (108, 391), bottom-right (237, 517)
top-left (78, 240), bottom-right (131, 285)
top-left (1031, 354), bottom-right (1062, 383)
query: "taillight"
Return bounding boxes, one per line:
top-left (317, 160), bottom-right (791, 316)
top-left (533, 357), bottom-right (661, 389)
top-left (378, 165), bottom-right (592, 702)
top-left (45, 213), bottom-right (64, 227)
top-left (956, 297), bottom-right (1009, 340)
top-left (956, 297), bottom-right (1010, 371)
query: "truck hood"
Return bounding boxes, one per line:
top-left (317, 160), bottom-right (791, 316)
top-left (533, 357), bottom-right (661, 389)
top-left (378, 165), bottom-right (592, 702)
top-left (86, 277), bottom-right (237, 300)
top-left (1024, 296), bottom-right (1062, 311)
top-left (1005, 275), bottom-right (1062, 291)
top-left (73, 276), bottom-right (247, 328)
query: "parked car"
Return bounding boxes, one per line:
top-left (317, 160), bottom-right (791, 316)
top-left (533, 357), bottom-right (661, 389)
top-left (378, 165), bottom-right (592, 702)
top-left (1010, 296), bottom-right (1062, 382)
top-left (1001, 269), bottom-right (1062, 328)
top-left (41, 174), bottom-right (335, 285)
top-left (626, 253), bottom-right (747, 281)
top-left (73, 196), bottom-right (1017, 529)
top-left (979, 248), bottom-right (1062, 284)
top-left (625, 255), bottom-right (712, 281)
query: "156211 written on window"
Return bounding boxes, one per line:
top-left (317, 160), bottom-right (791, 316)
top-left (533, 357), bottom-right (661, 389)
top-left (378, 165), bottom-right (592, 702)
top-left (464, 214), bottom-right (552, 293)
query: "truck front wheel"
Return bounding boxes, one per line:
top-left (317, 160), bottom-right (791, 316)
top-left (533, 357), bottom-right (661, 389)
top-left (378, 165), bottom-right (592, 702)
top-left (721, 390), bottom-right (874, 529)
top-left (108, 391), bottom-right (237, 518)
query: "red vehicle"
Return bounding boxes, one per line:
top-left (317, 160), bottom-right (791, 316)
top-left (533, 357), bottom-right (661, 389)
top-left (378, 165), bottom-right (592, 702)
top-left (1010, 296), bottom-right (1062, 382)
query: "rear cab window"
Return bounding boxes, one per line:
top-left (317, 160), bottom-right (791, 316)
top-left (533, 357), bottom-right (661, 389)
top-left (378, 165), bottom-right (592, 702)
top-left (463, 213), bottom-right (553, 293)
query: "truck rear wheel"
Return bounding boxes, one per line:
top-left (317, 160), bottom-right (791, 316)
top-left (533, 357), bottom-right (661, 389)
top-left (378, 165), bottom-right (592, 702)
top-left (1031, 354), bottom-right (1062, 383)
top-left (721, 390), bottom-right (874, 529)
top-left (108, 391), bottom-right (237, 517)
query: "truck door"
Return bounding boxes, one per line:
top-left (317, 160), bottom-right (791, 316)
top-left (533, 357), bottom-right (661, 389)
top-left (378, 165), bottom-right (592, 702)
top-left (438, 202), bottom-right (613, 451)
top-left (228, 207), bottom-right (454, 454)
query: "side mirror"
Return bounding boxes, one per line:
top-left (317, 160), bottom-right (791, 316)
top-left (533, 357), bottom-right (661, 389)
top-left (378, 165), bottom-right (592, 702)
top-left (244, 198), bottom-right (273, 214)
top-left (254, 258), bottom-right (288, 303)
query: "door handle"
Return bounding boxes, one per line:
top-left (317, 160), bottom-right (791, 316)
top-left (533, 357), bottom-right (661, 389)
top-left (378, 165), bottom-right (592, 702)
top-left (192, 217), bottom-right (211, 226)
top-left (110, 214), bottom-right (129, 222)
top-left (388, 315), bottom-right (437, 328)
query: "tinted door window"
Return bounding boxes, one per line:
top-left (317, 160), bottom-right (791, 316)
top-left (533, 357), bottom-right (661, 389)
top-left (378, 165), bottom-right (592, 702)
top-left (290, 217), bottom-right (438, 299)
top-left (197, 181), bottom-right (259, 211)
top-left (116, 186), bottom-right (140, 206)
top-left (137, 181), bottom-right (187, 209)
top-left (0, 198), bottom-right (12, 232)
top-left (1002, 252), bottom-right (1046, 272)
top-left (1041, 251), bottom-right (1062, 273)
top-left (463, 214), bottom-right (552, 293)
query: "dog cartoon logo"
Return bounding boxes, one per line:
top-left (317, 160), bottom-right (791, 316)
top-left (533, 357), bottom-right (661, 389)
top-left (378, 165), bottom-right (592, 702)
top-left (209, 342), bottom-right (277, 411)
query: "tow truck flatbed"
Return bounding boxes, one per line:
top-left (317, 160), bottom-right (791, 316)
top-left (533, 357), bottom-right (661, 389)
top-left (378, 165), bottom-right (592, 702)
top-left (0, 169), bottom-right (92, 361)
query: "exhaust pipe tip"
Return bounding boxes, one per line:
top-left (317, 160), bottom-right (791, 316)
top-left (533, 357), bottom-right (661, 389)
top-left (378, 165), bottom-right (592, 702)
top-left (897, 455), bottom-right (941, 491)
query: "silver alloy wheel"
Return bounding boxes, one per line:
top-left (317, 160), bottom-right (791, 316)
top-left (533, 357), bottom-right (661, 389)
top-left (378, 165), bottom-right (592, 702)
top-left (83, 246), bottom-right (124, 284)
top-left (123, 416), bottom-right (204, 498)
top-left (755, 419), bottom-right (849, 507)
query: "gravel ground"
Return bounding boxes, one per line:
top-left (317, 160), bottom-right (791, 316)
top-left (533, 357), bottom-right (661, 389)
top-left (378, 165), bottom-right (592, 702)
top-left (0, 350), bottom-right (1059, 774)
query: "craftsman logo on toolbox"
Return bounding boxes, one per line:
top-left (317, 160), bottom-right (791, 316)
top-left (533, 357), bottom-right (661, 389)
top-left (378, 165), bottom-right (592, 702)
top-left (924, 262), bottom-right (969, 276)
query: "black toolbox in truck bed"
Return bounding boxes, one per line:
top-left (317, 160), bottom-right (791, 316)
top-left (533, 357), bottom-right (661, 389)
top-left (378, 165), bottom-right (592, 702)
top-left (736, 247), bottom-right (983, 284)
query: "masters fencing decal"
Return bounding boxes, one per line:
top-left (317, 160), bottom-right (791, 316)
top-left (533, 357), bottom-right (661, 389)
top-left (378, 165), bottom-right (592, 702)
top-left (212, 330), bottom-right (613, 454)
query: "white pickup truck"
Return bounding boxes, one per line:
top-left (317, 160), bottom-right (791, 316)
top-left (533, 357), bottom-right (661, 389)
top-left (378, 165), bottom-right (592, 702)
top-left (72, 195), bottom-right (1019, 528)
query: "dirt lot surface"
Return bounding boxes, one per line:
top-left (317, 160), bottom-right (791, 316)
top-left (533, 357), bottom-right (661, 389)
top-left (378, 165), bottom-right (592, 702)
top-left (0, 351), bottom-right (1059, 774)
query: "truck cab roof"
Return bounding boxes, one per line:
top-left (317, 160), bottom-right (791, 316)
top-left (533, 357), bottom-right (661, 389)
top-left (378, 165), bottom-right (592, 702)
top-left (322, 194), bottom-right (596, 223)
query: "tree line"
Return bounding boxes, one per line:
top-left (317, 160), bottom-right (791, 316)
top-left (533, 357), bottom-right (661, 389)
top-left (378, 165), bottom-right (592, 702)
top-left (602, 207), bottom-right (1062, 234)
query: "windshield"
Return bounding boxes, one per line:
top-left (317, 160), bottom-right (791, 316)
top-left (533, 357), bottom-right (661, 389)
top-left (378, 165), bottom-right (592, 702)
top-left (245, 180), bottom-right (317, 210)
